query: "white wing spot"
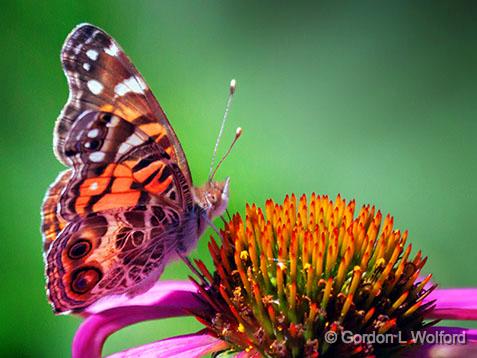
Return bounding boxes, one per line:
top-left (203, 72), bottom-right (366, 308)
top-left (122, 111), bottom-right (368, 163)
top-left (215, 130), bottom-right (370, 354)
top-left (86, 49), bottom-right (99, 60)
top-left (87, 80), bottom-right (103, 95)
top-left (104, 43), bottom-right (119, 57)
top-left (118, 142), bottom-right (131, 154)
top-left (89, 152), bottom-right (105, 162)
top-left (114, 82), bottom-right (129, 96)
top-left (87, 129), bottom-right (99, 138)
top-left (114, 76), bottom-right (147, 96)
top-left (128, 135), bottom-right (144, 146)
top-left (83, 63), bottom-right (91, 71)
top-left (106, 116), bottom-right (120, 127)
top-left (89, 182), bottom-right (99, 190)
top-left (135, 76), bottom-right (147, 91)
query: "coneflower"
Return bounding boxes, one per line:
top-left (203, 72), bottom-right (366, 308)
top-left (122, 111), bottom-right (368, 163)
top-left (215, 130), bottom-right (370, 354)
top-left (71, 194), bottom-right (477, 358)
top-left (190, 193), bottom-right (436, 357)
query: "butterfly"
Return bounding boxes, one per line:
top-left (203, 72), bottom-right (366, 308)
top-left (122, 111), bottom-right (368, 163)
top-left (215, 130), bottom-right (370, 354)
top-left (41, 23), bottom-right (234, 314)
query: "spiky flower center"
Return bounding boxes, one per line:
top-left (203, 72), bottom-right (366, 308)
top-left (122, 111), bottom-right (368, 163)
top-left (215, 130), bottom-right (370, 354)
top-left (192, 194), bottom-right (436, 357)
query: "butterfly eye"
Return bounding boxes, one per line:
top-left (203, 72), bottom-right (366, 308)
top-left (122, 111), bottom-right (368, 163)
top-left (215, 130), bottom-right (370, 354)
top-left (70, 266), bottom-right (103, 294)
top-left (68, 239), bottom-right (92, 259)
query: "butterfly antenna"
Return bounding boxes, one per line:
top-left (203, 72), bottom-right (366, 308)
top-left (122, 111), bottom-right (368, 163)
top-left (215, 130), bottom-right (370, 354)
top-left (208, 79), bottom-right (237, 182)
top-left (209, 127), bottom-right (242, 181)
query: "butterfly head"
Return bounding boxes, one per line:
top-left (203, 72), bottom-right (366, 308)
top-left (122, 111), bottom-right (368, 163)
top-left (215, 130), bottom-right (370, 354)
top-left (194, 177), bottom-right (230, 220)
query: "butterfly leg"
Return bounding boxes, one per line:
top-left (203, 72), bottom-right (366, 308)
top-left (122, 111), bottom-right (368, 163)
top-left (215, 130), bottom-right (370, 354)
top-left (205, 218), bottom-right (225, 242)
top-left (176, 251), bottom-right (208, 285)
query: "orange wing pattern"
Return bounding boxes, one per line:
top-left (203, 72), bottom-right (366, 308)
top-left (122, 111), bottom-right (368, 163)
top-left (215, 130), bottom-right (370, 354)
top-left (42, 170), bottom-right (71, 251)
top-left (57, 110), bottom-right (192, 221)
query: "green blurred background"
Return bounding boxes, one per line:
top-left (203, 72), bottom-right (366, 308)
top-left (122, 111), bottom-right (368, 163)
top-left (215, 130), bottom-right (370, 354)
top-left (1, 1), bottom-right (476, 356)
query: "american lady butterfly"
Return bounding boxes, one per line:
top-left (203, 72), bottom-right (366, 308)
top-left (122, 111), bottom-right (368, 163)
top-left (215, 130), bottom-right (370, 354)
top-left (41, 24), bottom-right (234, 313)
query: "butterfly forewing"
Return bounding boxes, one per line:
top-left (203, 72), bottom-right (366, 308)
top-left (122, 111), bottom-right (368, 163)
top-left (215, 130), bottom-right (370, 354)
top-left (55, 23), bottom-right (191, 182)
top-left (59, 111), bottom-right (190, 219)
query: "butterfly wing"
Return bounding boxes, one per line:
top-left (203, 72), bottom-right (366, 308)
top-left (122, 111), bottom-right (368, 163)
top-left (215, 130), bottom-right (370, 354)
top-left (42, 24), bottom-right (198, 313)
top-left (55, 23), bottom-right (191, 182)
top-left (46, 205), bottom-right (189, 313)
top-left (42, 170), bottom-right (71, 252)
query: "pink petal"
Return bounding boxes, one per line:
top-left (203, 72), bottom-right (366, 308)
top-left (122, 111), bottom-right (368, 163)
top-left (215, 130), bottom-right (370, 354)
top-left (73, 280), bottom-right (207, 358)
top-left (425, 326), bottom-right (477, 343)
top-left (404, 326), bottom-right (477, 357)
top-left (415, 345), bottom-right (477, 357)
top-left (83, 280), bottom-right (198, 316)
top-left (424, 288), bottom-right (477, 320)
top-left (107, 332), bottom-right (228, 358)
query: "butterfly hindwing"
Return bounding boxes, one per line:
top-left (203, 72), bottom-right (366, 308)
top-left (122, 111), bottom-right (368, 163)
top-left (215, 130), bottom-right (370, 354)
top-left (46, 205), bottom-right (187, 313)
top-left (42, 170), bottom-right (72, 251)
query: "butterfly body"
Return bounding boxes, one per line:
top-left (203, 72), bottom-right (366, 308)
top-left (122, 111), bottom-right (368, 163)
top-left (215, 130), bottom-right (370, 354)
top-left (42, 24), bottom-right (229, 313)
